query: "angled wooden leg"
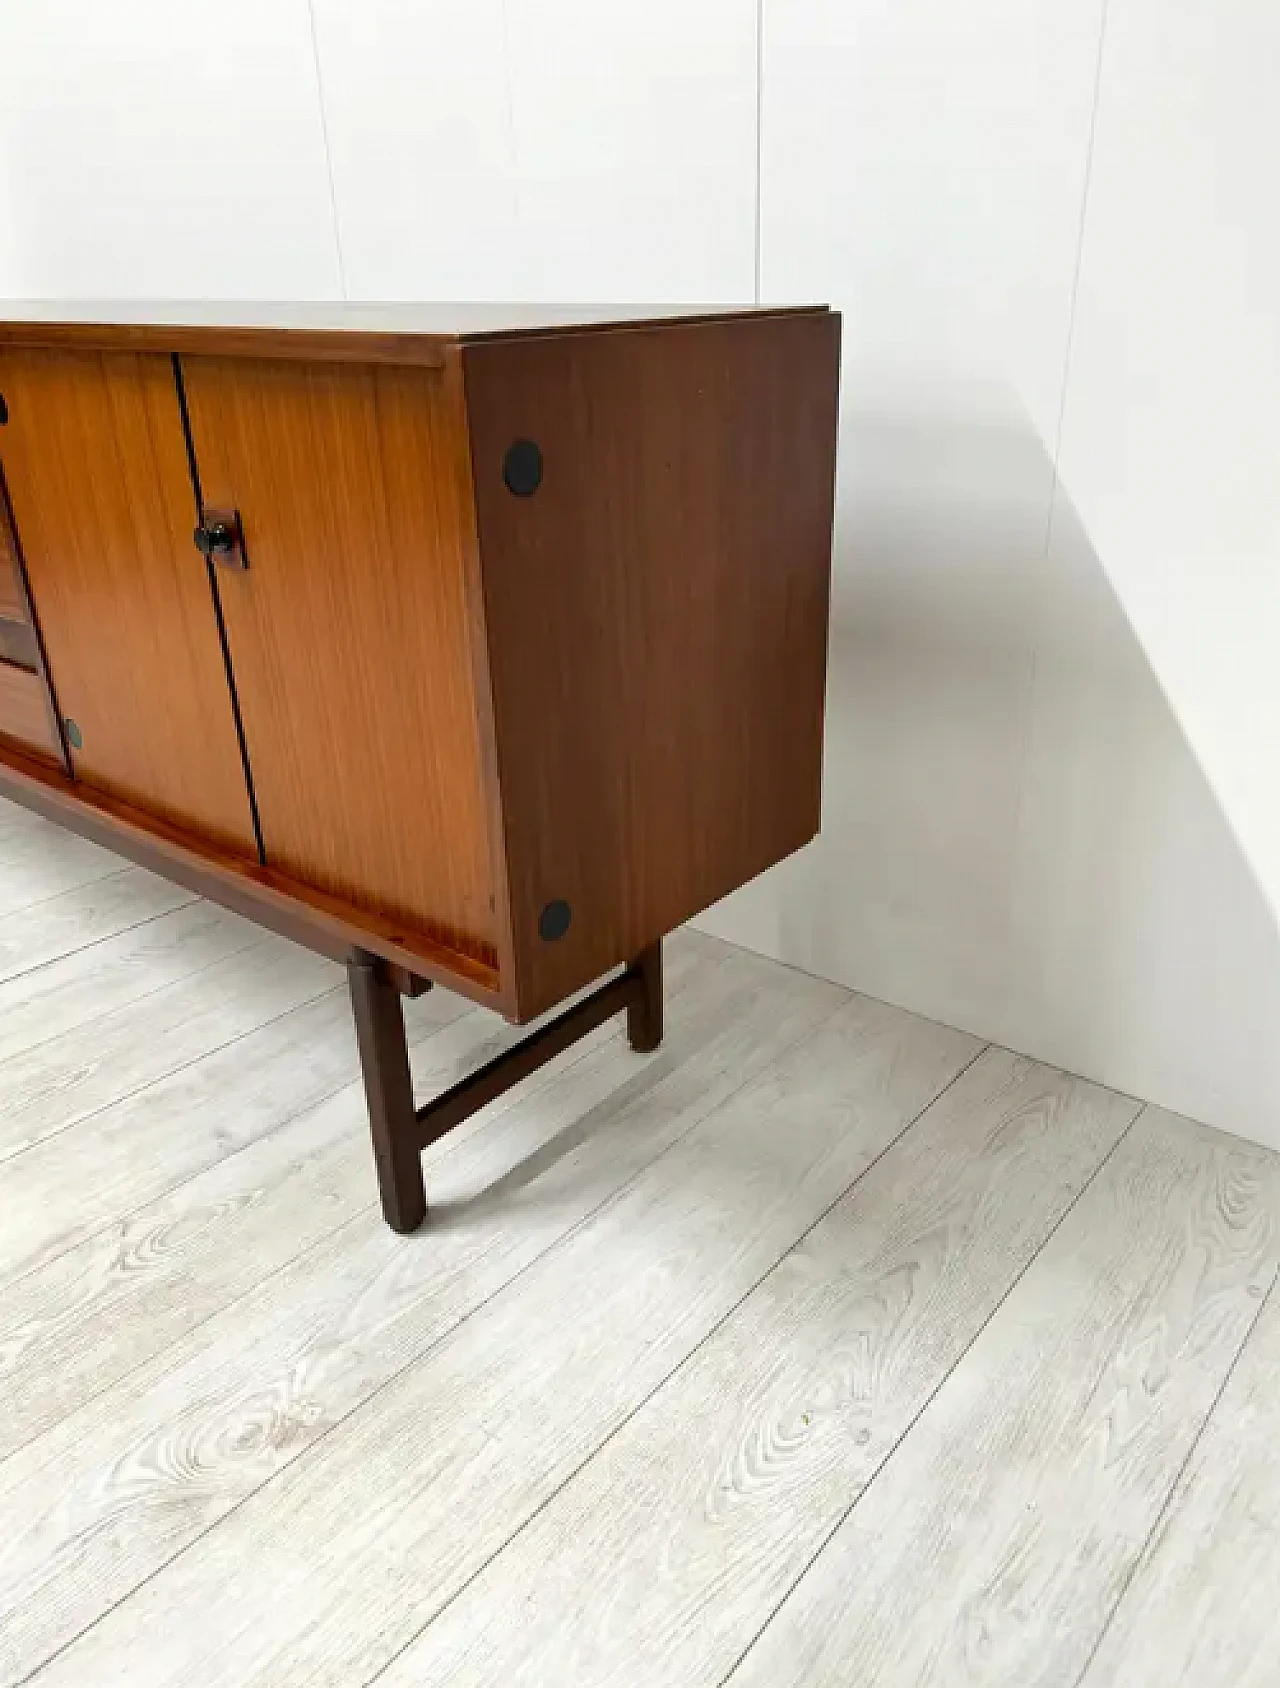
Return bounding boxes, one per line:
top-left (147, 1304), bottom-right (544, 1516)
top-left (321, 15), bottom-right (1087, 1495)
top-left (347, 948), bottom-right (427, 1234)
top-left (349, 937), bottom-right (664, 1237)
top-left (627, 940), bottom-right (664, 1053)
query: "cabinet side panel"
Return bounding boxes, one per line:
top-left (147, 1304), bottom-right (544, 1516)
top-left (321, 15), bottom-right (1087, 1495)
top-left (180, 355), bottom-right (499, 969)
top-left (0, 349), bottom-right (258, 853)
top-left (465, 313), bottom-right (841, 1015)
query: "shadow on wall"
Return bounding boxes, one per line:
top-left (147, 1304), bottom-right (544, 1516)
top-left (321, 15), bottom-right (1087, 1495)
top-left (698, 395), bottom-right (1280, 1147)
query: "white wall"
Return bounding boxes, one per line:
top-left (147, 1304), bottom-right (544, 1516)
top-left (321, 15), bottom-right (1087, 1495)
top-left (1046, 0), bottom-right (1280, 1131)
top-left (1052, 0), bottom-right (1280, 1000)
top-left (309, 0), bottom-right (758, 301)
top-left (0, 0), bottom-right (341, 298)
top-left (3, 0), bottom-right (1279, 1144)
top-left (0, 0), bottom-right (756, 306)
top-left (700, 0), bottom-right (1280, 1145)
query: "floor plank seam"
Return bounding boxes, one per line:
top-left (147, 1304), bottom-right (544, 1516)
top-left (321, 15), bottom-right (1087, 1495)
top-left (701, 936), bottom-right (1158, 1142)
top-left (0, 923), bottom-right (269, 1078)
top-left (0, 979), bottom-right (353, 1294)
top-left (710, 1095), bottom-right (1150, 1688)
top-left (1, 940), bottom-right (723, 1467)
top-left (1065, 1253), bottom-right (1280, 1688)
top-left (0, 883), bottom-right (203, 989)
top-left (11, 985), bottom-right (852, 1686)
top-left (9, 866), bottom-right (1277, 1688)
top-left (0, 959), bottom-right (335, 1175)
top-left (357, 1036), bottom-right (995, 1688)
top-left (0, 860), bottom-right (138, 926)
top-left (0, 1196), bottom-right (371, 1481)
top-left (0, 860), bottom-right (142, 929)
top-left (0, 1005), bottom-right (640, 1472)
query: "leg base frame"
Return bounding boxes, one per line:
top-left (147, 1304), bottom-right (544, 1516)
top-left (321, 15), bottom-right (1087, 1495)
top-left (347, 941), bottom-right (664, 1234)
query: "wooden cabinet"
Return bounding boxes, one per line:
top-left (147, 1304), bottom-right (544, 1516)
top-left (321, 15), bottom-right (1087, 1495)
top-left (0, 302), bottom-right (841, 1232)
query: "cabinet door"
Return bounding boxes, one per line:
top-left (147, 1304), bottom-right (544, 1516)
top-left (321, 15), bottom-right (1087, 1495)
top-left (179, 355), bottom-right (499, 970)
top-left (0, 350), bottom-right (258, 855)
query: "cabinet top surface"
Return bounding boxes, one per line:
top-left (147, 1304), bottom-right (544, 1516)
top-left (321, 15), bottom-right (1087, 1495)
top-left (0, 301), bottom-right (830, 366)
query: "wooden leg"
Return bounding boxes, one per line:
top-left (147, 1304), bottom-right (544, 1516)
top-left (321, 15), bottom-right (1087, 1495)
top-left (627, 940), bottom-right (664, 1053)
top-left (349, 938), bottom-right (664, 1236)
top-left (347, 948), bottom-right (427, 1234)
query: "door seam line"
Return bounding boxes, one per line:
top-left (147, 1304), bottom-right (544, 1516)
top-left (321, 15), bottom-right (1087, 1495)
top-left (170, 353), bottom-right (268, 867)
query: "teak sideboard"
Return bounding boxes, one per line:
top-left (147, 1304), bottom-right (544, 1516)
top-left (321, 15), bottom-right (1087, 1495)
top-left (0, 302), bottom-right (841, 1233)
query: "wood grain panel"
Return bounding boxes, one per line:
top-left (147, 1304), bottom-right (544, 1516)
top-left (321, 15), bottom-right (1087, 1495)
top-left (0, 659), bottom-right (59, 761)
top-left (463, 312), bottom-right (841, 1016)
top-left (0, 350), bottom-right (257, 853)
top-left (180, 353), bottom-right (501, 972)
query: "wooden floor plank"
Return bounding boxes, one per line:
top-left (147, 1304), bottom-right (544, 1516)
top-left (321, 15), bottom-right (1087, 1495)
top-left (10, 843), bottom-right (1268, 1688)
top-left (1078, 1258), bottom-right (1280, 1686)
top-left (12, 958), bottom-right (884, 1681)
top-left (725, 1106), bottom-right (1280, 1688)
top-left (2, 945), bottom-right (851, 1681)
top-left (0, 937), bottom-right (335, 1165)
top-left (0, 865), bottom-right (195, 986)
top-left (382, 1049), bottom-right (1140, 1688)
top-left (0, 985), bottom-right (473, 1463)
top-left (0, 794), bottom-right (46, 840)
top-left (0, 975), bottom-right (363, 1286)
top-left (0, 815), bottom-right (125, 916)
top-left (0, 897), bottom-right (264, 1065)
top-left (0, 932), bottom-right (715, 1464)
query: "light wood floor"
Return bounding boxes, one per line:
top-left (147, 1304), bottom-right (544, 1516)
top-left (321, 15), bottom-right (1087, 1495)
top-left (2, 794), bottom-right (1279, 1688)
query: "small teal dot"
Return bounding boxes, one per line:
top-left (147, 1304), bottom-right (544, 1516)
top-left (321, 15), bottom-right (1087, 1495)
top-left (65, 719), bottom-right (83, 750)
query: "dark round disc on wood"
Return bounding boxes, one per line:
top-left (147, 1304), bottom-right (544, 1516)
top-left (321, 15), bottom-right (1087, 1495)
top-left (538, 898), bottom-right (572, 941)
top-left (503, 438), bottom-right (543, 496)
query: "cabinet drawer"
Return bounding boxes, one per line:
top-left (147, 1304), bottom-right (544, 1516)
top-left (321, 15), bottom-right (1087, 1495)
top-left (0, 616), bottom-right (39, 670)
top-left (0, 504), bottom-right (25, 621)
top-left (0, 658), bottom-right (59, 760)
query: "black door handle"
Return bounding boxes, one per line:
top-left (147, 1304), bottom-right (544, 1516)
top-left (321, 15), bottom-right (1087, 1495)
top-left (193, 510), bottom-right (247, 569)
